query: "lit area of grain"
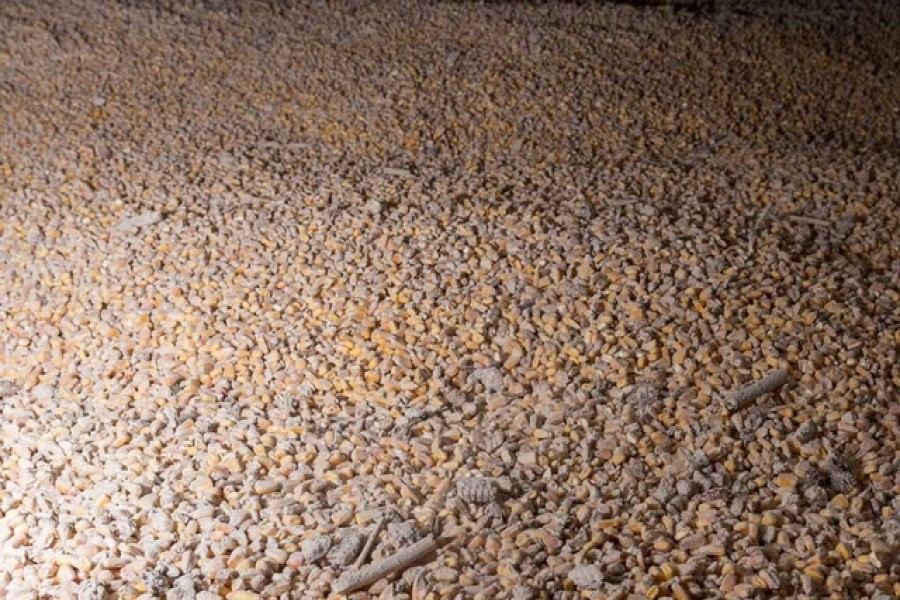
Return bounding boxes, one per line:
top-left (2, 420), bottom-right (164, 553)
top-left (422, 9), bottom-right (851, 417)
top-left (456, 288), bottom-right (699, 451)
top-left (0, 1), bottom-right (898, 598)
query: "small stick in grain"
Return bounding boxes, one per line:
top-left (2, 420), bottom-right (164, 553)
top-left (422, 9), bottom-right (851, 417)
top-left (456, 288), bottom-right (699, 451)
top-left (333, 534), bottom-right (441, 595)
top-left (725, 368), bottom-right (790, 412)
top-left (382, 167), bottom-right (414, 178)
top-left (788, 215), bottom-right (831, 227)
top-left (353, 516), bottom-right (386, 569)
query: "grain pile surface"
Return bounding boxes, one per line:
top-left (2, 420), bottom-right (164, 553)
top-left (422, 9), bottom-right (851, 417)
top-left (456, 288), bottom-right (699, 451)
top-left (0, 0), bottom-right (898, 598)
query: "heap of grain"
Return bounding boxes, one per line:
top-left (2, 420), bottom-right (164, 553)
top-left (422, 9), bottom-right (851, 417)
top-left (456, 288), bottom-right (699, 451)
top-left (0, 0), bottom-right (897, 598)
